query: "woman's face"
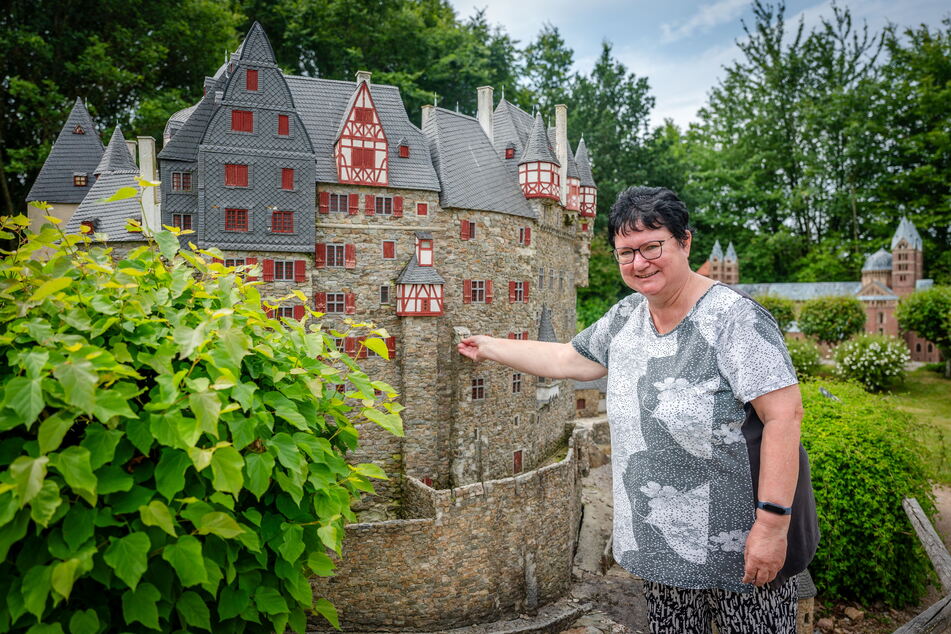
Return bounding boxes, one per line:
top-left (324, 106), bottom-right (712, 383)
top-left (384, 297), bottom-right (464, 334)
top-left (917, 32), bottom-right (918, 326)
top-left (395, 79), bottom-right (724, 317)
top-left (613, 224), bottom-right (692, 297)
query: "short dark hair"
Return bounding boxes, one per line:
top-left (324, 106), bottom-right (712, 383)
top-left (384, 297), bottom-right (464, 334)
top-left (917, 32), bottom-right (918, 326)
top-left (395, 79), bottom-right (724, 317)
top-left (608, 186), bottom-right (692, 248)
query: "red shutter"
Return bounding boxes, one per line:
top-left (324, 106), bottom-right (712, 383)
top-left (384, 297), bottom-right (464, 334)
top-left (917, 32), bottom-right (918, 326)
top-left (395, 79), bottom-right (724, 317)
top-left (524, 280), bottom-right (530, 302)
top-left (348, 193), bottom-right (359, 215)
top-left (293, 305), bottom-right (305, 320)
top-left (357, 336), bottom-right (368, 359)
top-left (345, 292), bottom-right (356, 314)
top-left (364, 195), bottom-right (375, 216)
top-left (460, 220), bottom-right (470, 240)
top-left (282, 168), bottom-right (294, 190)
top-left (315, 243), bottom-right (326, 268)
top-left (509, 281), bottom-right (516, 303)
top-left (278, 114), bottom-right (289, 136)
top-left (315, 292), bottom-right (326, 312)
top-left (385, 337), bottom-right (396, 357)
top-left (344, 244), bottom-right (356, 269)
top-left (463, 279), bottom-right (472, 304)
top-left (238, 165), bottom-right (248, 187)
top-left (224, 164), bottom-right (233, 185)
top-left (507, 332), bottom-right (515, 340)
top-left (522, 330), bottom-right (528, 340)
top-left (344, 337), bottom-right (356, 357)
top-left (394, 196), bottom-right (403, 218)
top-left (265, 307), bottom-right (275, 319)
top-left (486, 280), bottom-right (493, 304)
top-left (263, 259), bottom-right (274, 282)
top-left (417, 202), bottom-right (428, 216)
top-left (294, 260), bottom-right (306, 283)
top-left (318, 191), bottom-right (329, 214)
top-left (382, 241), bottom-right (395, 259)
top-left (525, 227), bottom-right (531, 246)
top-left (246, 69), bottom-right (258, 91)
top-left (246, 257), bottom-right (258, 281)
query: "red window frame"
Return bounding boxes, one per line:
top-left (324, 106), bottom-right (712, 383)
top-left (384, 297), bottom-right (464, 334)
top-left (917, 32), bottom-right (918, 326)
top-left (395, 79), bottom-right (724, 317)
top-left (326, 244), bottom-right (346, 267)
top-left (278, 114), bottom-right (290, 136)
top-left (380, 285), bottom-right (391, 304)
top-left (399, 144), bottom-right (409, 158)
top-left (416, 202), bottom-right (428, 216)
top-left (172, 214), bottom-right (193, 230)
top-left (281, 167), bottom-right (294, 190)
top-left (171, 172), bottom-right (192, 192)
top-left (231, 109), bottom-right (254, 132)
top-left (224, 208), bottom-right (249, 232)
top-left (375, 196), bottom-right (393, 215)
top-left (271, 210), bottom-right (294, 233)
top-left (353, 107), bottom-right (374, 124)
top-left (246, 69), bottom-right (258, 91)
top-left (273, 260), bottom-right (296, 282)
top-left (382, 240), bottom-right (396, 259)
top-left (328, 193), bottom-right (347, 213)
top-left (225, 164), bottom-right (248, 187)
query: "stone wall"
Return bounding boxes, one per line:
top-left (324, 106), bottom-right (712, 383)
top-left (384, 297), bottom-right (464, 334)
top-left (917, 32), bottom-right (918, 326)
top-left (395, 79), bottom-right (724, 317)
top-left (310, 426), bottom-right (587, 631)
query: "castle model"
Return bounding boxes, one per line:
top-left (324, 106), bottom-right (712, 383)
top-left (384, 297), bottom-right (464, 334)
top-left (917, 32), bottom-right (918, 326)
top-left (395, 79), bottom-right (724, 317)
top-left (26, 23), bottom-right (598, 630)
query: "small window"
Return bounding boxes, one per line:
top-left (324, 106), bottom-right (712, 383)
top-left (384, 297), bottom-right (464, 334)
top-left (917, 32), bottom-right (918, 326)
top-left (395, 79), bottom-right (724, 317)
top-left (281, 167), bottom-right (294, 190)
top-left (224, 208), bottom-right (249, 232)
top-left (278, 114), bottom-right (290, 136)
top-left (80, 220), bottom-right (96, 233)
top-left (73, 174), bottom-right (88, 187)
top-left (329, 193), bottom-right (347, 213)
top-left (73, 125), bottom-right (85, 135)
top-left (231, 109), bottom-right (254, 132)
top-left (513, 450), bottom-right (523, 474)
top-left (277, 306), bottom-right (295, 319)
top-left (224, 258), bottom-right (246, 268)
top-left (380, 285), bottom-right (391, 304)
top-left (471, 280), bottom-right (486, 303)
top-left (382, 240), bottom-right (396, 259)
top-left (375, 196), bottom-right (393, 216)
top-left (353, 107), bottom-right (374, 124)
top-left (273, 260), bottom-right (295, 282)
top-left (916, 343), bottom-right (922, 353)
top-left (172, 214), bottom-right (193, 230)
top-left (416, 202), bottom-right (428, 216)
top-left (351, 147), bottom-right (375, 169)
top-left (326, 244), bottom-right (346, 267)
top-left (519, 227), bottom-right (531, 246)
top-left (171, 172), bottom-right (193, 192)
top-left (928, 343), bottom-right (933, 353)
top-left (512, 372), bottom-right (522, 394)
top-left (878, 312), bottom-right (884, 324)
top-left (511, 281), bottom-right (525, 303)
top-left (399, 144), bottom-right (409, 158)
top-left (246, 69), bottom-right (258, 91)
top-left (271, 210), bottom-right (294, 233)
top-left (576, 398), bottom-right (586, 410)
top-left (538, 268), bottom-right (545, 289)
top-left (471, 378), bottom-right (485, 401)
top-left (505, 147), bottom-right (515, 159)
top-left (225, 164), bottom-right (249, 187)
top-left (326, 292), bottom-right (346, 313)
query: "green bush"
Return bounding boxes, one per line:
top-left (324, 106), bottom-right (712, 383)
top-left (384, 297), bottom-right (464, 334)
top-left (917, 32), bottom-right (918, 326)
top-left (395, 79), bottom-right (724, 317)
top-left (800, 382), bottom-right (935, 607)
top-left (756, 294), bottom-right (796, 333)
top-left (784, 336), bottom-right (821, 378)
top-left (833, 334), bottom-right (909, 392)
top-left (896, 285), bottom-right (951, 377)
top-left (0, 212), bottom-right (403, 633)
top-left (798, 295), bottom-right (866, 345)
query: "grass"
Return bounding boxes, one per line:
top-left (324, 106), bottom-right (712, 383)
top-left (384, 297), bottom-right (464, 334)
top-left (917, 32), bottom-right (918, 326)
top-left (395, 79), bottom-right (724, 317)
top-left (889, 366), bottom-right (951, 485)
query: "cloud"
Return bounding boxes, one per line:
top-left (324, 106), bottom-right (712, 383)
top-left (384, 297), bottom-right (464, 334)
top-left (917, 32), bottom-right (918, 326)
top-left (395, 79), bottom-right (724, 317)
top-left (661, 0), bottom-right (750, 42)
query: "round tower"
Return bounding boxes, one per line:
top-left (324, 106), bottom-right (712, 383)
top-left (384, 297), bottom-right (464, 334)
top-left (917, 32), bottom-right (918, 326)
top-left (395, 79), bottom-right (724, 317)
top-left (518, 113), bottom-right (560, 201)
top-left (861, 248), bottom-right (892, 288)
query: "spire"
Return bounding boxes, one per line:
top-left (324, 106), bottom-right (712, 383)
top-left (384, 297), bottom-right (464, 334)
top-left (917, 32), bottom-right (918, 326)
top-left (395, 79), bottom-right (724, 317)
top-left (518, 113), bottom-right (559, 166)
top-left (575, 137), bottom-right (596, 187)
top-left (237, 21), bottom-right (276, 63)
top-left (891, 216), bottom-right (922, 250)
top-left (725, 242), bottom-right (737, 262)
top-left (710, 240), bottom-right (723, 261)
top-left (26, 97), bottom-right (105, 203)
top-left (538, 306), bottom-right (558, 343)
top-left (95, 126), bottom-right (139, 176)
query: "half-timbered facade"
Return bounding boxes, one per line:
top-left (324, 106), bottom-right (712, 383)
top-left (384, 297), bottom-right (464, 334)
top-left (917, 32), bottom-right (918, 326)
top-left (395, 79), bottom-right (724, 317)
top-left (335, 74), bottom-right (389, 186)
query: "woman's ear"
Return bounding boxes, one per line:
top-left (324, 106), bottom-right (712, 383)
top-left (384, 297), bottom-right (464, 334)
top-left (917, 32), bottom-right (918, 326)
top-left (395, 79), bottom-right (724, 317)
top-left (683, 230), bottom-right (692, 257)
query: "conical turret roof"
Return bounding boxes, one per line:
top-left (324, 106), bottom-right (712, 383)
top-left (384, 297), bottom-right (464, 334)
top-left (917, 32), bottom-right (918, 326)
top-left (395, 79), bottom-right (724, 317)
top-left (237, 21), bottom-right (276, 64)
top-left (538, 306), bottom-right (558, 343)
top-left (891, 217), bottom-right (923, 250)
top-left (26, 98), bottom-right (104, 203)
top-left (95, 127), bottom-right (139, 175)
top-left (710, 240), bottom-right (723, 261)
top-left (575, 137), bottom-right (596, 187)
top-left (518, 113), bottom-right (559, 166)
top-left (725, 242), bottom-right (737, 262)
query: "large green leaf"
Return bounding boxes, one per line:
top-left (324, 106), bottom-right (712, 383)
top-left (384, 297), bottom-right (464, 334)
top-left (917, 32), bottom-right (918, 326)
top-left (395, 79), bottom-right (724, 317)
top-left (103, 532), bottom-right (150, 590)
top-left (263, 393), bottom-right (308, 430)
top-left (29, 479), bottom-right (62, 526)
top-left (22, 564), bottom-right (52, 618)
top-left (30, 276), bottom-right (72, 301)
top-left (244, 452), bottom-right (274, 499)
top-left (51, 557), bottom-right (82, 599)
top-left (92, 384), bottom-right (138, 424)
top-left (139, 500), bottom-right (176, 537)
top-left (173, 322), bottom-right (209, 359)
top-left (176, 590), bottom-right (211, 631)
top-left (4, 376), bottom-right (44, 426)
top-left (0, 509), bottom-right (30, 559)
top-left (189, 390), bottom-right (221, 437)
top-left (121, 582), bottom-right (161, 630)
top-left (315, 598), bottom-right (340, 629)
top-left (210, 446), bottom-right (244, 494)
top-left (0, 491), bottom-right (16, 527)
top-left (51, 446), bottom-right (97, 505)
top-left (254, 586), bottom-right (288, 615)
top-left (196, 511), bottom-right (244, 539)
top-left (307, 550), bottom-right (336, 577)
top-left (161, 535), bottom-right (207, 587)
top-left (21, 349), bottom-right (49, 380)
top-left (10, 455), bottom-right (48, 506)
top-left (68, 609), bottom-right (100, 634)
top-left (278, 523), bottom-right (304, 564)
top-left (154, 448), bottom-right (191, 501)
top-left (81, 423), bottom-right (122, 469)
top-left (362, 407), bottom-right (404, 437)
top-left (95, 464), bottom-right (133, 495)
top-left (38, 411), bottom-right (77, 454)
top-left (154, 230), bottom-right (180, 260)
top-left (362, 336), bottom-right (389, 359)
top-left (217, 585), bottom-right (250, 620)
top-left (62, 504), bottom-right (96, 551)
top-left (266, 433), bottom-right (301, 470)
top-left (317, 523), bottom-right (341, 555)
top-left (53, 357), bottom-right (97, 414)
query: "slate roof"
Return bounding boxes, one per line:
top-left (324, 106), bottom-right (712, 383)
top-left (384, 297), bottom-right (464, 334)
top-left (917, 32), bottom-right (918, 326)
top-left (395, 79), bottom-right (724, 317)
top-left (862, 248), bottom-right (892, 271)
top-left (548, 128), bottom-right (580, 178)
top-left (736, 281), bottom-right (862, 301)
top-left (575, 138), bottom-right (596, 188)
top-left (492, 99), bottom-right (534, 157)
top-left (163, 102), bottom-right (199, 142)
top-left (519, 113), bottom-right (559, 166)
top-left (917, 279), bottom-right (934, 291)
top-left (157, 93), bottom-right (217, 162)
top-left (285, 76), bottom-right (440, 191)
top-left (573, 376), bottom-right (607, 392)
top-left (892, 217), bottom-right (923, 250)
top-left (27, 98), bottom-right (104, 203)
top-left (725, 242), bottom-right (737, 262)
top-left (395, 255), bottom-right (445, 284)
top-left (423, 107), bottom-right (533, 217)
top-left (238, 22), bottom-right (275, 63)
top-left (65, 127), bottom-right (144, 242)
top-left (710, 240), bottom-right (723, 261)
top-left (538, 306), bottom-right (558, 343)
top-left (796, 570), bottom-right (817, 600)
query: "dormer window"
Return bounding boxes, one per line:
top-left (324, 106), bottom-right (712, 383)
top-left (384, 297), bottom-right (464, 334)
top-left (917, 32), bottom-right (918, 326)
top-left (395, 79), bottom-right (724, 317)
top-left (73, 125), bottom-right (85, 135)
top-left (417, 239), bottom-right (433, 266)
top-left (73, 173), bottom-right (88, 187)
top-left (399, 144), bottom-right (410, 158)
top-left (505, 147), bottom-right (515, 159)
top-left (246, 69), bottom-right (258, 91)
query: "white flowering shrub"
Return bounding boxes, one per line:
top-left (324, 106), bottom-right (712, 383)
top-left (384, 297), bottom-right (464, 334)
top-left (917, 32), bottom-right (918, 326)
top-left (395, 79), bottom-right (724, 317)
top-left (834, 334), bottom-right (909, 392)
top-left (785, 336), bottom-right (822, 378)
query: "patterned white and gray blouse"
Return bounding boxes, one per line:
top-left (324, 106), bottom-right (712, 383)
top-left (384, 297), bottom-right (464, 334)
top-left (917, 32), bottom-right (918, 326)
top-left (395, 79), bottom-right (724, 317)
top-left (572, 283), bottom-right (814, 592)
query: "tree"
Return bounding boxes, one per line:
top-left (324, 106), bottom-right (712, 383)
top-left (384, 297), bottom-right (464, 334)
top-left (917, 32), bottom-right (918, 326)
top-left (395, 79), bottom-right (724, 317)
top-left (755, 295), bottom-right (796, 333)
top-left (798, 295), bottom-right (867, 345)
top-left (896, 286), bottom-right (951, 376)
top-left (523, 23), bottom-right (575, 117)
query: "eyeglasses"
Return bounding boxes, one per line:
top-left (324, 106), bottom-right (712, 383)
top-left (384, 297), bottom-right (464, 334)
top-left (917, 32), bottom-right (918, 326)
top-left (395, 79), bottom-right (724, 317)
top-left (612, 239), bottom-right (667, 264)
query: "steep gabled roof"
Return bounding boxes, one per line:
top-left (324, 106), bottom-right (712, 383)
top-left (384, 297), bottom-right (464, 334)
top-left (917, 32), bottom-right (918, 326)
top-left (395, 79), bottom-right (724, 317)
top-left (27, 98), bottom-right (104, 203)
top-left (286, 76), bottom-right (439, 191)
top-left (396, 254), bottom-right (446, 284)
top-left (423, 107), bottom-right (533, 217)
top-left (492, 99), bottom-right (533, 157)
top-left (575, 137), bottom-right (596, 188)
top-left (519, 113), bottom-right (559, 166)
top-left (891, 217), bottom-right (923, 250)
top-left (237, 21), bottom-right (276, 64)
top-left (158, 93), bottom-right (217, 162)
top-left (164, 102), bottom-right (199, 142)
top-left (709, 240), bottom-right (723, 261)
top-left (65, 126), bottom-right (143, 242)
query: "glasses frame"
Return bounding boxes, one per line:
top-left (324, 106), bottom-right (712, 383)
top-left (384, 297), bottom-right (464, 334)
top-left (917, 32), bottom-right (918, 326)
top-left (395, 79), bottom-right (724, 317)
top-left (612, 238), bottom-right (668, 264)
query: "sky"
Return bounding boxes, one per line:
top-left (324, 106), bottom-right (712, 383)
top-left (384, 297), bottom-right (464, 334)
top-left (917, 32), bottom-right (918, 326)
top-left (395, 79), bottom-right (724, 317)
top-left (447, 0), bottom-right (951, 129)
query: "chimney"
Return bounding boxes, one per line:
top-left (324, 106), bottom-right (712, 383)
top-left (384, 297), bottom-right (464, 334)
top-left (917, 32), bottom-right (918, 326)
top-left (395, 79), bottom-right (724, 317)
top-left (137, 137), bottom-right (160, 236)
top-left (421, 104), bottom-right (434, 129)
top-left (555, 104), bottom-right (569, 206)
top-left (125, 140), bottom-right (137, 163)
top-left (477, 86), bottom-right (494, 144)
top-left (355, 70), bottom-right (371, 85)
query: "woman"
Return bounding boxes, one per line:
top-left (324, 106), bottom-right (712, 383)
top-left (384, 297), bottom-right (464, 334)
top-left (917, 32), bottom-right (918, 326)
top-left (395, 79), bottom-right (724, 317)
top-left (457, 186), bottom-right (818, 633)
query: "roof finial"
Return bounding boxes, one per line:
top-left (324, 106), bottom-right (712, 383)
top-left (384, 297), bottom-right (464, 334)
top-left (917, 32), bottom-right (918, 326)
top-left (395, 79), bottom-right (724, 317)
top-left (456, 101), bottom-right (460, 113)
top-left (433, 92), bottom-right (438, 108)
top-left (501, 85), bottom-right (505, 101)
